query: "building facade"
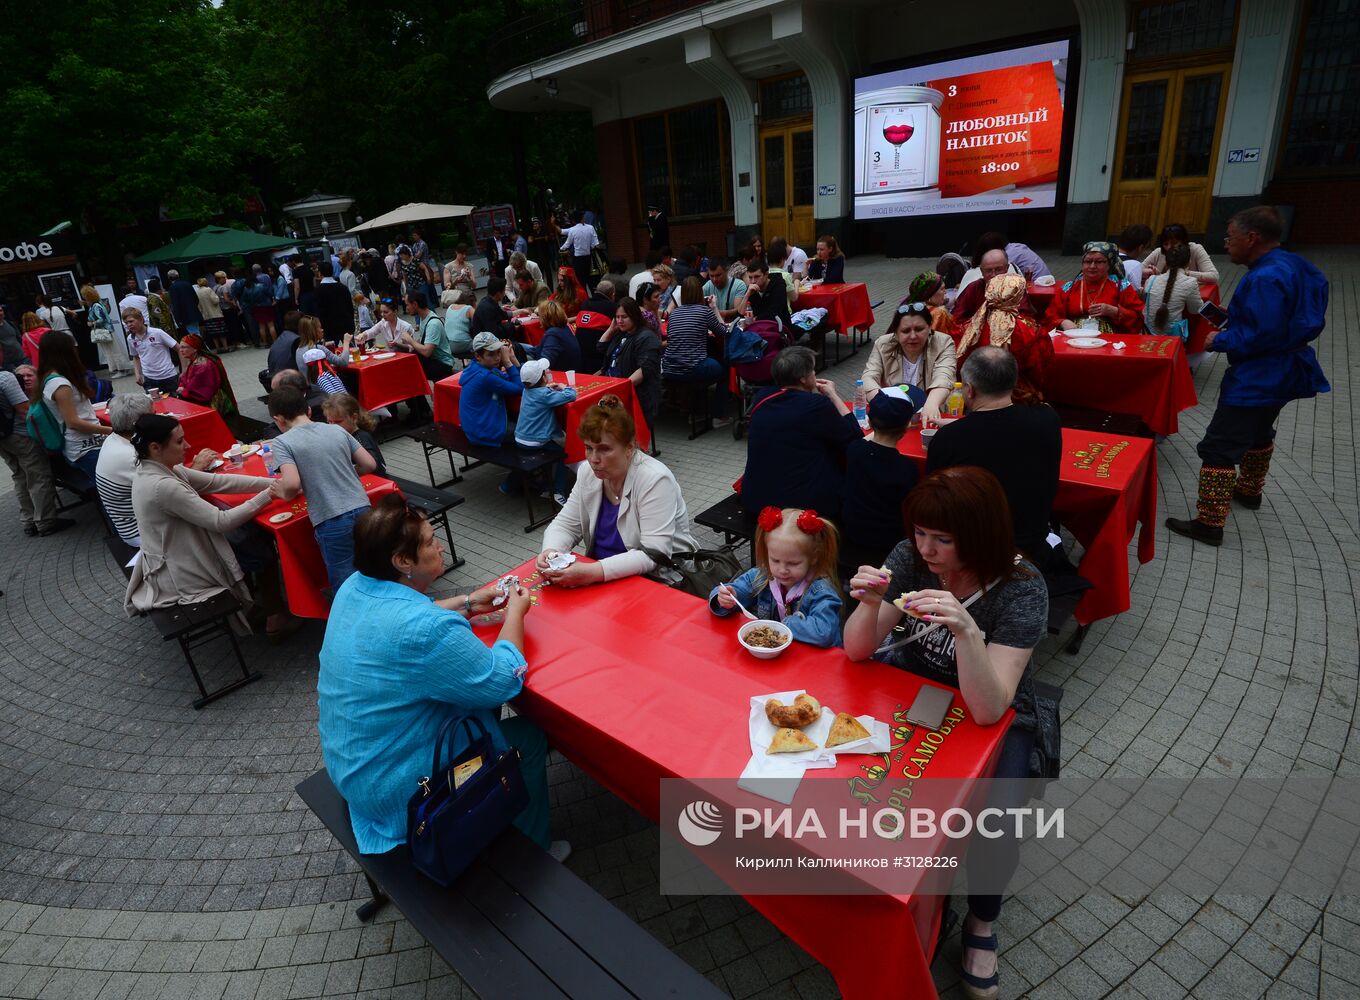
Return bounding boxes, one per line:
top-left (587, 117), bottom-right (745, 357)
top-left (488, 0), bottom-right (1356, 258)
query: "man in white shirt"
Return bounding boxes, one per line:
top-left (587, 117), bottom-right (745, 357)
top-left (504, 251), bottom-right (544, 290)
top-left (784, 241), bottom-right (809, 280)
top-left (118, 285), bottom-right (150, 326)
top-left (559, 210), bottom-right (601, 293)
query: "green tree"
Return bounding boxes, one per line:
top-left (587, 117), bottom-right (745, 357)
top-left (0, 0), bottom-right (292, 259)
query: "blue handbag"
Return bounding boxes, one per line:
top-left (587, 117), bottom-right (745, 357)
top-left (406, 714), bottom-right (529, 886)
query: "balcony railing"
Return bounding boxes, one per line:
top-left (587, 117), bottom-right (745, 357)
top-left (489, 0), bottom-right (709, 74)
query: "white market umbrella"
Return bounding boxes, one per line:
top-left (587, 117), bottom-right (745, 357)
top-left (347, 203), bottom-right (474, 233)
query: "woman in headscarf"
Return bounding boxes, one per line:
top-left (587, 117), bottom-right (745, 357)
top-left (958, 273), bottom-right (1053, 405)
top-left (176, 334), bottom-right (240, 427)
top-left (907, 271), bottom-right (956, 336)
top-left (553, 265), bottom-right (586, 318)
top-left (1046, 241), bottom-right (1145, 337)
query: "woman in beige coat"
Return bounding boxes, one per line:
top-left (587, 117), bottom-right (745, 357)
top-left (536, 395), bottom-right (697, 587)
top-left (124, 413), bottom-right (294, 636)
top-left (861, 301), bottom-right (957, 425)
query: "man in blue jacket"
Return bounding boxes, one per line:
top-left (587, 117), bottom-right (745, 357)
top-left (1166, 206), bottom-right (1329, 546)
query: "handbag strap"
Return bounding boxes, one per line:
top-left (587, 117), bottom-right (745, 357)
top-left (877, 578), bottom-right (1000, 654)
top-left (430, 714), bottom-right (491, 778)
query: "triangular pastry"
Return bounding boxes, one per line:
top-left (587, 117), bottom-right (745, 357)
top-left (766, 727), bottom-right (818, 754)
top-left (825, 712), bottom-right (872, 748)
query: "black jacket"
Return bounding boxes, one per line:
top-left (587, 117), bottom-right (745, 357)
top-left (472, 296), bottom-right (515, 341)
top-left (314, 281), bottom-right (354, 338)
top-left (740, 387), bottom-right (861, 516)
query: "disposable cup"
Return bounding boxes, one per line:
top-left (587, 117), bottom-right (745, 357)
top-left (566, 370), bottom-right (577, 386)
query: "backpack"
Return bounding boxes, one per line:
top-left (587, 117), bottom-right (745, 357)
top-left (27, 374), bottom-right (66, 452)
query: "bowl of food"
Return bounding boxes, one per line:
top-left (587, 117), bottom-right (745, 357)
top-left (738, 619), bottom-right (793, 659)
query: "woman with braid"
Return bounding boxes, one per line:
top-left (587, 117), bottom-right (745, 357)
top-left (1143, 242), bottom-right (1202, 340)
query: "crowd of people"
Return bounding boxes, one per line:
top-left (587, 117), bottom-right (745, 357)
top-left (1, 203), bottom-right (1330, 1000)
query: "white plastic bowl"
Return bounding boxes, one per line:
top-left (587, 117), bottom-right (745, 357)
top-left (1062, 327), bottom-right (1097, 338)
top-left (738, 619), bottom-right (793, 660)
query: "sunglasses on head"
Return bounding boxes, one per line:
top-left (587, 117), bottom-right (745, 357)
top-left (896, 301), bottom-right (931, 316)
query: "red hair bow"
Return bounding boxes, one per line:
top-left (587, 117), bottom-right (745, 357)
top-left (757, 506), bottom-right (784, 533)
top-left (796, 509), bottom-right (825, 535)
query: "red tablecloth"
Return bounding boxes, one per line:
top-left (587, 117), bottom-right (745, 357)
top-left (209, 455), bottom-right (400, 619)
top-left (512, 316), bottom-right (548, 346)
top-left (1186, 283), bottom-right (1220, 354)
top-left (479, 559), bottom-right (1012, 1000)
top-left (347, 351), bottom-right (430, 412)
top-left (96, 397), bottom-right (235, 460)
top-left (900, 427), bottom-right (1157, 624)
top-left (796, 282), bottom-right (874, 334)
top-left (1026, 283), bottom-right (1056, 316)
top-left (1045, 333), bottom-right (1197, 436)
top-left (432, 370), bottom-right (651, 461)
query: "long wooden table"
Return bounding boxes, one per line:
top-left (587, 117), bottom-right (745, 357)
top-left (476, 558), bottom-right (1013, 1000)
top-left (209, 454), bottom-right (399, 619)
top-left (901, 426), bottom-right (1158, 625)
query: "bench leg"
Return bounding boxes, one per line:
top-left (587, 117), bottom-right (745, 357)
top-left (178, 623), bottom-right (262, 710)
top-left (1065, 623), bottom-right (1089, 655)
top-left (435, 513), bottom-right (465, 573)
top-left (355, 874), bottom-right (388, 922)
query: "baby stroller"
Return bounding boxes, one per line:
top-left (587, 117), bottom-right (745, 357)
top-left (730, 318), bottom-right (787, 440)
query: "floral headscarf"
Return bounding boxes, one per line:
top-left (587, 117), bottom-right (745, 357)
top-left (907, 271), bottom-right (942, 303)
top-left (180, 333), bottom-right (239, 418)
top-left (1077, 242), bottom-right (1120, 285)
top-left (960, 273), bottom-right (1027, 353)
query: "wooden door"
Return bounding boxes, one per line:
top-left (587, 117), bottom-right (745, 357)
top-left (760, 124), bottom-right (816, 248)
top-left (1108, 65), bottom-right (1230, 235)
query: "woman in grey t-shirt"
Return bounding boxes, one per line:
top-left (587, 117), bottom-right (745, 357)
top-left (844, 466), bottom-right (1048, 1000)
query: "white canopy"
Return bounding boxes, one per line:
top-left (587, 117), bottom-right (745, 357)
top-left (347, 203), bottom-right (474, 233)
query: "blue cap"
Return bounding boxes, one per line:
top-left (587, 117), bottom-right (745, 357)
top-left (867, 384), bottom-right (925, 427)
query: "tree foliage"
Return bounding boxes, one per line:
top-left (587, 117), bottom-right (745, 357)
top-left (0, 0), bottom-right (596, 253)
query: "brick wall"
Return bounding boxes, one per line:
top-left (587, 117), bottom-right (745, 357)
top-left (593, 120), bottom-right (736, 270)
top-left (1264, 178), bottom-right (1360, 244)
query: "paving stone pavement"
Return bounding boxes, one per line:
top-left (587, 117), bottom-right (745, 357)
top-left (1, 249), bottom-right (1356, 999)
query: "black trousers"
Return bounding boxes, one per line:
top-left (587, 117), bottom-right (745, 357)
top-left (572, 254), bottom-right (592, 294)
top-left (1196, 403), bottom-right (1284, 467)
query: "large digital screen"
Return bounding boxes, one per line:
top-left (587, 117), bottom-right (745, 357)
top-left (853, 40), bottom-right (1070, 220)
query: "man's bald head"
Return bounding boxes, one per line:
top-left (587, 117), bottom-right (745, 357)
top-left (271, 369), bottom-right (309, 394)
top-left (980, 249), bottom-right (1009, 280)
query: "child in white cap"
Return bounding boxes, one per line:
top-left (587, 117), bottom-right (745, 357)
top-left (515, 358), bottom-right (577, 504)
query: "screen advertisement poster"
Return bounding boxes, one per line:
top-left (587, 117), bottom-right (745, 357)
top-left (854, 40), bottom-right (1070, 220)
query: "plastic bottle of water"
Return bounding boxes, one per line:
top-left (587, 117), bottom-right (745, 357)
top-left (260, 441), bottom-right (276, 475)
top-left (853, 379), bottom-right (868, 429)
top-left (945, 381), bottom-right (966, 418)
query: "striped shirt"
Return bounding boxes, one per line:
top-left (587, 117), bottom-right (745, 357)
top-left (661, 304), bottom-right (726, 376)
top-left (95, 434), bottom-right (141, 546)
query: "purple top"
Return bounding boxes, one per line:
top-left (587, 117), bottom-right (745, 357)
top-left (590, 497), bottom-right (627, 560)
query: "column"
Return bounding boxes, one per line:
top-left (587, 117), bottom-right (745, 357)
top-left (771, 2), bottom-right (849, 231)
top-left (1209, 0), bottom-right (1302, 235)
top-left (1062, 0), bottom-right (1128, 252)
top-left (684, 30), bottom-right (760, 229)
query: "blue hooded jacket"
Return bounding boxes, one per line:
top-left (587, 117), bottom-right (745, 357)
top-left (1211, 248), bottom-right (1329, 407)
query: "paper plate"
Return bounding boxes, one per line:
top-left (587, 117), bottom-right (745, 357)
top-left (1067, 337), bottom-right (1109, 349)
top-left (268, 511), bottom-right (293, 524)
top-left (371, 352), bottom-right (396, 360)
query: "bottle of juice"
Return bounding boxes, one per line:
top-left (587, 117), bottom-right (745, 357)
top-left (945, 381), bottom-right (965, 418)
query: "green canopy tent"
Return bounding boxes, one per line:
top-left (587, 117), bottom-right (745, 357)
top-left (131, 226), bottom-right (297, 265)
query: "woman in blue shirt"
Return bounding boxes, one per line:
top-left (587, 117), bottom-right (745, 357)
top-left (318, 494), bottom-right (563, 859)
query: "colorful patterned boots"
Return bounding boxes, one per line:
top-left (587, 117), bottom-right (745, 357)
top-left (1165, 465), bottom-right (1236, 545)
top-left (1233, 443), bottom-right (1273, 509)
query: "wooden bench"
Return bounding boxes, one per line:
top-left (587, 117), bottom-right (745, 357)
top-left (1044, 569), bottom-right (1094, 654)
top-left (694, 493), bottom-right (756, 563)
top-left (386, 475), bottom-right (467, 576)
top-left (406, 422), bottom-right (563, 532)
top-left (296, 769), bottom-right (724, 1000)
top-left (146, 591), bottom-right (261, 709)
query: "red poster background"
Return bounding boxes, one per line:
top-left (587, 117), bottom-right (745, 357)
top-left (928, 62), bottom-right (1064, 198)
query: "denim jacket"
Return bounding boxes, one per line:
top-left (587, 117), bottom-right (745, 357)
top-left (708, 567), bottom-right (843, 647)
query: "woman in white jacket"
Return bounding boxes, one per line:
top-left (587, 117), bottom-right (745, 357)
top-left (536, 395), bottom-right (697, 586)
